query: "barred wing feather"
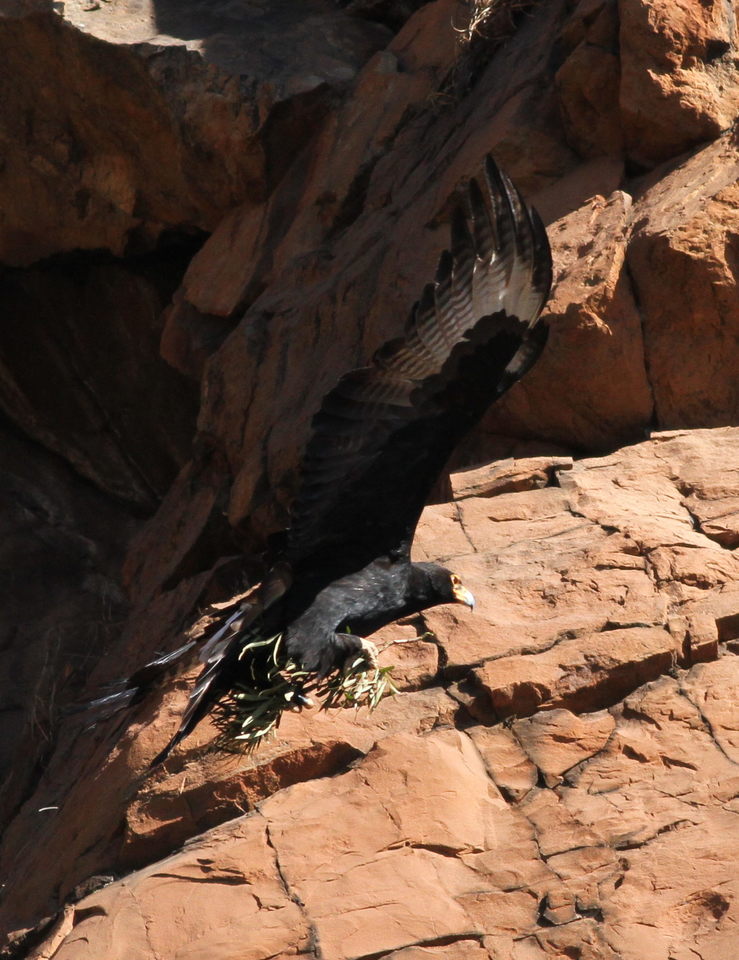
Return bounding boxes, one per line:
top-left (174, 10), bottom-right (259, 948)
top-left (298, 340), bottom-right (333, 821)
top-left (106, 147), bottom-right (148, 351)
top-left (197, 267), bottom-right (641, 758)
top-left (287, 156), bottom-right (552, 574)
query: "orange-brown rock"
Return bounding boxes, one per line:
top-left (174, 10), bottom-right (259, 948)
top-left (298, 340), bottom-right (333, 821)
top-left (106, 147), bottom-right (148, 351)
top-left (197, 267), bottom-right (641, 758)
top-left (26, 659), bottom-right (739, 960)
top-left (555, 0), bottom-right (623, 159)
top-left (1, 0), bottom-right (390, 265)
top-left (5, 428), bottom-right (738, 960)
top-left (81, 0), bottom-right (738, 615)
top-left (619, 0), bottom-right (739, 167)
top-left (2, 1), bottom-right (739, 958)
top-left (485, 187), bottom-right (653, 450)
top-left (627, 134), bottom-right (739, 429)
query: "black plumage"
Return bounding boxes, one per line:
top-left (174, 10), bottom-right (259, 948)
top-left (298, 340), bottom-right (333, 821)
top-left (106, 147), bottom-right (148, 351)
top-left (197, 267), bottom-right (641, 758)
top-left (100, 156), bottom-right (553, 765)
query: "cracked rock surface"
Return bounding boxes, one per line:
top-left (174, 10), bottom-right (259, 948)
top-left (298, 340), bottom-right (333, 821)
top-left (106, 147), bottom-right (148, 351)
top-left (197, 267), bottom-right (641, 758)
top-left (2, 0), bottom-right (739, 958)
top-left (13, 429), bottom-right (739, 960)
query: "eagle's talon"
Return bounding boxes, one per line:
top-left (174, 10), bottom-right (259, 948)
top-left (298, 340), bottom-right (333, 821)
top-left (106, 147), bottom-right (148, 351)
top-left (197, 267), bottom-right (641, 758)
top-left (356, 638), bottom-right (379, 671)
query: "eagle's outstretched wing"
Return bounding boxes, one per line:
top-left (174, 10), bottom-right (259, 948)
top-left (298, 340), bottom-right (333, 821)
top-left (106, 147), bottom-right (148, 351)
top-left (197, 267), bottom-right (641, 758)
top-left (287, 156), bottom-right (552, 578)
top-left (88, 157), bottom-right (552, 767)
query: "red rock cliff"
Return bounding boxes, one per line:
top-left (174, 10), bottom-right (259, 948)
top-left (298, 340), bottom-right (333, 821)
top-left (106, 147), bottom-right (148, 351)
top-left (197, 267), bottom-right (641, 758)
top-left (1, 0), bottom-right (738, 957)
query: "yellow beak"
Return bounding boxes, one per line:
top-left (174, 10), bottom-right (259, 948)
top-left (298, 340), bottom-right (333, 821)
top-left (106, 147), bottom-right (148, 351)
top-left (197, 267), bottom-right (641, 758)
top-left (452, 583), bottom-right (476, 610)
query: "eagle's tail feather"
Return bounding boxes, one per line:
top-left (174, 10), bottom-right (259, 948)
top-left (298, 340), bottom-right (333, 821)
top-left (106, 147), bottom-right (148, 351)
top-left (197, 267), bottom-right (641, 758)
top-left (75, 640), bottom-right (199, 723)
top-left (149, 563), bottom-right (293, 767)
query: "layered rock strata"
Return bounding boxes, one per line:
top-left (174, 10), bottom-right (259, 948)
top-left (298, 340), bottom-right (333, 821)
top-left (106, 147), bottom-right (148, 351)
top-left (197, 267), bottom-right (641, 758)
top-left (1, 0), bottom-right (738, 957)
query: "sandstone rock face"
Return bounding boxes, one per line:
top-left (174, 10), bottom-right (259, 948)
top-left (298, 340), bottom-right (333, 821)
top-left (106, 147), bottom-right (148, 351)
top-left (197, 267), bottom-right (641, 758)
top-left (144, 0), bottom-right (739, 566)
top-left (0, 0), bottom-right (397, 844)
top-left (2, 0), bottom-right (739, 958)
top-left (627, 136), bottom-right (739, 429)
top-left (619, 0), bottom-right (739, 167)
top-left (6, 429), bottom-right (739, 960)
top-left (1, 0), bottom-right (389, 265)
top-left (0, 425), bottom-right (136, 830)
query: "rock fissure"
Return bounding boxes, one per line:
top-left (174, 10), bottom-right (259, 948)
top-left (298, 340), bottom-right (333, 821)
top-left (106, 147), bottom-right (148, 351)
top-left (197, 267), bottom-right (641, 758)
top-left (612, 817), bottom-right (697, 850)
top-left (622, 252), bottom-right (658, 429)
top-left (262, 817), bottom-right (320, 958)
top-left (451, 499), bottom-right (478, 554)
top-left (148, 870), bottom-right (247, 885)
top-left (387, 841), bottom-right (466, 858)
top-left (557, 717), bottom-right (622, 783)
top-left (677, 682), bottom-right (739, 771)
top-left (355, 932), bottom-right (487, 960)
top-left (67, 360), bottom-right (163, 504)
top-left (128, 886), bottom-right (162, 960)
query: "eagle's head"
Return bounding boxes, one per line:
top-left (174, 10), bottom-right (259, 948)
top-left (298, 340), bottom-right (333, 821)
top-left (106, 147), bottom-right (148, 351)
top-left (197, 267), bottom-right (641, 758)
top-left (412, 562), bottom-right (476, 611)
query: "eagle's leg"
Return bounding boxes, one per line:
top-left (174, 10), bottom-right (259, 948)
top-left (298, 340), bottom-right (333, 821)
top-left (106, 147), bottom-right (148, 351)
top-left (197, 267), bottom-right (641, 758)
top-left (332, 633), bottom-right (379, 671)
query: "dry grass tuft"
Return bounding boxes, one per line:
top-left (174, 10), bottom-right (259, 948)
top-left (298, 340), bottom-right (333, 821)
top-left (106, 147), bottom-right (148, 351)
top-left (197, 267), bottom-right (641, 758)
top-left (455, 0), bottom-right (535, 45)
top-left (211, 631), bottom-right (399, 753)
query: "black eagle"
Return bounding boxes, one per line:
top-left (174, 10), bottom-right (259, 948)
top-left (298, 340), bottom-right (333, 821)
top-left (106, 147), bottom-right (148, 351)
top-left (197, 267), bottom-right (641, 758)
top-left (95, 157), bottom-right (552, 765)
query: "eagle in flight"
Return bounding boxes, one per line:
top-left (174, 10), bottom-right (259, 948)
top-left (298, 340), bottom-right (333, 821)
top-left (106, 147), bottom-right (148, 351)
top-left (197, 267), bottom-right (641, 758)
top-left (96, 156), bottom-right (552, 765)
